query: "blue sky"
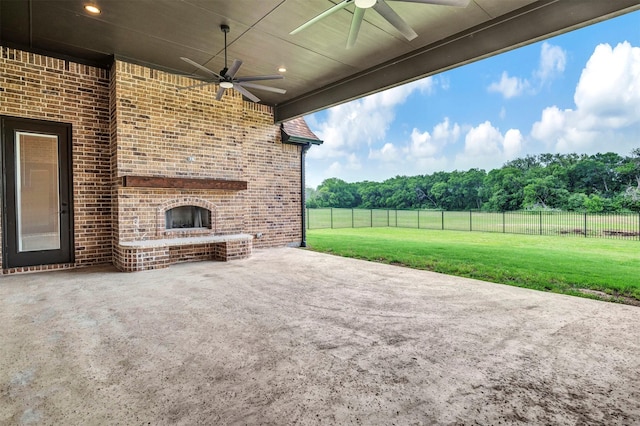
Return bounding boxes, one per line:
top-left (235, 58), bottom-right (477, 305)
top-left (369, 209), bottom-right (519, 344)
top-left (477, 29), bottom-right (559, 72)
top-left (304, 10), bottom-right (640, 189)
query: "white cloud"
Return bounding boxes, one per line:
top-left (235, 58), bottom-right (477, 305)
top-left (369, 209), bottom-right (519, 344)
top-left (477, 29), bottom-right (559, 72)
top-left (409, 128), bottom-right (439, 157)
top-left (346, 153), bottom-right (362, 170)
top-left (574, 41), bottom-right (640, 128)
top-left (463, 121), bottom-right (503, 157)
top-left (406, 117), bottom-right (460, 160)
top-left (488, 42), bottom-right (566, 98)
top-left (536, 42), bottom-right (567, 83)
top-left (503, 129), bottom-right (524, 159)
top-left (364, 77), bottom-right (435, 109)
top-left (307, 76), bottom-right (434, 161)
top-left (487, 72), bottom-right (530, 99)
top-left (531, 41), bottom-right (640, 153)
top-left (327, 161), bottom-right (342, 176)
top-left (455, 121), bottom-right (523, 170)
top-left (439, 75), bottom-right (451, 90)
top-left (320, 155), bottom-right (362, 178)
top-left (305, 76), bottom-right (439, 186)
top-left (369, 142), bottom-right (399, 161)
top-left (433, 117), bottom-right (461, 143)
top-left (531, 106), bottom-right (568, 144)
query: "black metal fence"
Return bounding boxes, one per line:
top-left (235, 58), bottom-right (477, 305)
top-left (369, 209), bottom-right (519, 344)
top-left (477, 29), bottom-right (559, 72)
top-left (306, 208), bottom-right (640, 240)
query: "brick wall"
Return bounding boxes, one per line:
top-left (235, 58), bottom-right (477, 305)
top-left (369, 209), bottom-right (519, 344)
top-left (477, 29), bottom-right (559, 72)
top-left (111, 61), bottom-right (302, 250)
top-left (0, 50), bottom-right (302, 272)
top-left (0, 47), bottom-right (112, 270)
top-left (244, 116), bottom-right (303, 248)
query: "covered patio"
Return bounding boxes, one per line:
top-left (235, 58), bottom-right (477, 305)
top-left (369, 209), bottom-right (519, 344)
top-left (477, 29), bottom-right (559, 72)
top-left (2, 248), bottom-right (639, 424)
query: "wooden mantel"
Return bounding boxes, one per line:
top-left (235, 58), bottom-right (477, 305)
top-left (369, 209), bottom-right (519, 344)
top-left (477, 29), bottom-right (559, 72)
top-left (122, 176), bottom-right (247, 190)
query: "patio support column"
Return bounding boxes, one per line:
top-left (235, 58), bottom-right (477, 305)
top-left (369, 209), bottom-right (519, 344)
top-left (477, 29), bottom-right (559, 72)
top-left (300, 142), bottom-right (311, 247)
top-left (280, 119), bottom-right (323, 248)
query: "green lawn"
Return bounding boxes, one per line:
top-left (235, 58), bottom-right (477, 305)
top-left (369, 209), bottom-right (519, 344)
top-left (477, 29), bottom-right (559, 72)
top-left (306, 227), bottom-right (640, 303)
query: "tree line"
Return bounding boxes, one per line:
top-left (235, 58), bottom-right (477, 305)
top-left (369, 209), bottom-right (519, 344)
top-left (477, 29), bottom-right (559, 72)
top-left (306, 150), bottom-right (640, 213)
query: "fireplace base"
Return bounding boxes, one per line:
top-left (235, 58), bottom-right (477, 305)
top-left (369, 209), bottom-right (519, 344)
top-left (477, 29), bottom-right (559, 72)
top-left (113, 234), bottom-right (253, 272)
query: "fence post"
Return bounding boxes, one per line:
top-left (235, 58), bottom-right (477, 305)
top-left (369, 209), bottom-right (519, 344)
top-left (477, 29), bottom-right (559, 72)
top-left (370, 209), bottom-right (373, 227)
top-left (417, 210), bottom-right (420, 229)
top-left (395, 210), bottom-right (398, 227)
top-left (584, 213), bottom-right (587, 238)
top-left (387, 209), bottom-right (390, 227)
top-left (470, 210), bottom-right (472, 232)
top-left (539, 211), bottom-right (542, 235)
top-left (330, 208), bottom-right (333, 229)
top-left (307, 207), bottom-right (310, 230)
top-left (441, 210), bottom-right (444, 230)
top-left (503, 211), bottom-right (505, 233)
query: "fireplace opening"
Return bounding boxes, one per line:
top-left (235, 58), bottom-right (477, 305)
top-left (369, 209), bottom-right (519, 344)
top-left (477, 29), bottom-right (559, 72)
top-left (165, 206), bottom-right (211, 230)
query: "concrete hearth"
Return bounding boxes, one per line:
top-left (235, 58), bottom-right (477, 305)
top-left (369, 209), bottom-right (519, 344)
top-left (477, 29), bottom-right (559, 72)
top-left (113, 234), bottom-right (253, 272)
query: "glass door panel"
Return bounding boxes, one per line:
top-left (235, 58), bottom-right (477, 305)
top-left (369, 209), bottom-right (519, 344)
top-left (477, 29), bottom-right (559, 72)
top-left (15, 132), bottom-right (61, 251)
top-left (2, 116), bottom-right (73, 268)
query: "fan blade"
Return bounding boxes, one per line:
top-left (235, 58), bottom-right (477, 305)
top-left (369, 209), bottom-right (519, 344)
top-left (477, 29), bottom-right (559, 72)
top-left (237, 82), bottom-right (286, 94)
top-left (235, 74), bottom-right (284, 83)
top-left (180, 57), bottom-right (222, 79)
top-left (346, 6), bottom-right (366, 49)
top-left (393, 0), bottom-right (469, 6)
top-left (227, 59), bottom-right (242, 78)
top-left (290, 0), bottom-right (353, 35)
top-left (233, 84), bottom-right (261, 103)
top-left (177, 81), bottom-right (217, 92)
top-left (215, 86), bottom-right (226, 101)
top-left (373, 1), bottom-right (417, 41)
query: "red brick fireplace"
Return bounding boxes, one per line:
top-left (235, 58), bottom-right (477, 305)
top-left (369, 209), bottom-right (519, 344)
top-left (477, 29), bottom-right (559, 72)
top-left (105, 60), bottom-right (325, 272)
top-left (0, 48), bottom-right (321, 273)
top-left (113, 177), bottom-right (253, 271)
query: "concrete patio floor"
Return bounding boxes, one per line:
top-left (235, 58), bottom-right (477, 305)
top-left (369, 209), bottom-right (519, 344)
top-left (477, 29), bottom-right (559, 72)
top-left (1, 247), bottom-right (639, 425)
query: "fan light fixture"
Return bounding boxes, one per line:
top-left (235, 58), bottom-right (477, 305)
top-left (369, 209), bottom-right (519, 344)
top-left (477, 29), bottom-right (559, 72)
top-left (177, 25), bottom-right (286, 103)
top-left (84, 4), bottom-right (101, 14)
top-left (290, 0), bottom-right (470, 49)
top-left (355, 0), bottom-right (376, 8)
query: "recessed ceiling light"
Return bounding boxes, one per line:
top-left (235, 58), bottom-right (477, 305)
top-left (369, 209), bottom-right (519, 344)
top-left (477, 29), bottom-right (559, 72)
top-left (84, 4), bottom-right (101, 14)
top-left (278, 66), bottom-right (287, 73)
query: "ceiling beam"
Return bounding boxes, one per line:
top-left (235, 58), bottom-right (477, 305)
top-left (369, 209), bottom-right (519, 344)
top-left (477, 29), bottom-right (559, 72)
top-left (274, 0), bottom-right (640, 123)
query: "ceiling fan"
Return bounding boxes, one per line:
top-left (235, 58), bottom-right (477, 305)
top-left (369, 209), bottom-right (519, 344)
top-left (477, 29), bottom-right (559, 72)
top-left (290, 0), bottom-right (470, 49)
top-left (178, 25), bottom-right (286, 103)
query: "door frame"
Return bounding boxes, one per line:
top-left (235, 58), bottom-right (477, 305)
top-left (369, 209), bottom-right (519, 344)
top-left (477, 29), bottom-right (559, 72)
top-left (1, 116), bottom-right (75, 269)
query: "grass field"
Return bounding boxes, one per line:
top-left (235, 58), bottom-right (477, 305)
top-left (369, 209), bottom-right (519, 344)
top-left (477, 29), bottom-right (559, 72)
top-left (306, 227), bottom-right (640, 304)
